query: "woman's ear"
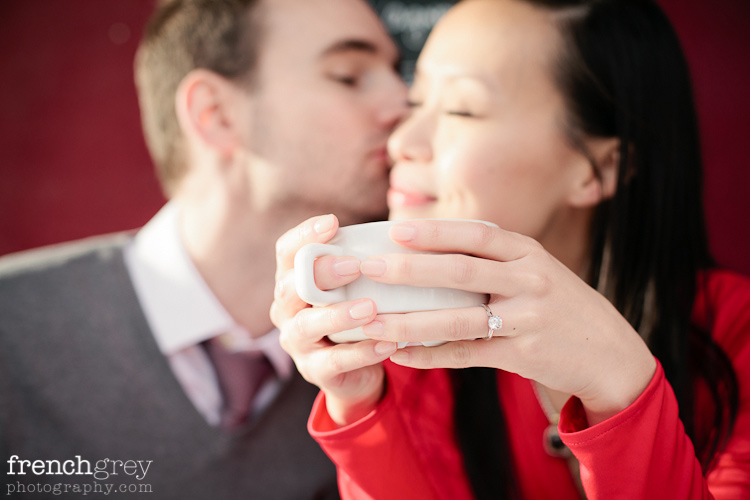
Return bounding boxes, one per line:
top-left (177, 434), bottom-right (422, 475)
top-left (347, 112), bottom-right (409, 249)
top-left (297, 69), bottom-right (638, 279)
top-left (569, 137), bottom-right (620, 207)
top-left (174, 69), bottom-right (248, 158)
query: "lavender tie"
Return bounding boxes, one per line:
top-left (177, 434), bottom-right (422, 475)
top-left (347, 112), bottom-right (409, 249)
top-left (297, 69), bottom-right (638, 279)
top-left (204, 337), bottom-right (275, 429)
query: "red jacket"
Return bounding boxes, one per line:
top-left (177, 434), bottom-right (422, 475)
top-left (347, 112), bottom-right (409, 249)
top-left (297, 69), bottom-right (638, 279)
top-left (310, 270), bottom-right (750, 499)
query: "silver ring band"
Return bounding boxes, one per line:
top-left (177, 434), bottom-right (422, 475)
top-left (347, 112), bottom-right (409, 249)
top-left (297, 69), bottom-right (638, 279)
top-left (482, 304), bottom-right (503, 340)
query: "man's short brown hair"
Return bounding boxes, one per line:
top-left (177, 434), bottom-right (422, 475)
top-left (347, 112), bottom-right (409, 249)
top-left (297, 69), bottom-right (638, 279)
top-left (135, 0), bottom-right (263, 196)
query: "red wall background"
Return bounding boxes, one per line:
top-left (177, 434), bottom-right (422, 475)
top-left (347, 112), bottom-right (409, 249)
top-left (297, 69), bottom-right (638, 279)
top-left (0, 1), bottom-right (162, 254)
top-left (1, 0), bottom-right (748, 275)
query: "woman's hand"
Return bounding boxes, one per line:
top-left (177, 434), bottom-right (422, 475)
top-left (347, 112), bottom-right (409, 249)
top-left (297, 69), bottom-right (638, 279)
top-left (358, 219), bottom-right (657, 425)
top-left (271, 215), bottom-right (398, 426)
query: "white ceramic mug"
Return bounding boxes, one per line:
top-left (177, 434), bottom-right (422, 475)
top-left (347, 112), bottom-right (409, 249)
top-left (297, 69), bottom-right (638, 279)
top-left (294, 219), bottom-right (493, 345)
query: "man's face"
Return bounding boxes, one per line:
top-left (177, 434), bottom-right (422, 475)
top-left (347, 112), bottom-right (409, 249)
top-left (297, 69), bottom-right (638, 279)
top-left (241, 0), bottom-right (408, 226)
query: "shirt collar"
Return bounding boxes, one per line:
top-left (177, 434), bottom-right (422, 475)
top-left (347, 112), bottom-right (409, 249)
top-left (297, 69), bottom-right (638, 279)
top-left (124, 202), bottom-right (233, 353)
top-left (123, 202), bottom-right (292, 379)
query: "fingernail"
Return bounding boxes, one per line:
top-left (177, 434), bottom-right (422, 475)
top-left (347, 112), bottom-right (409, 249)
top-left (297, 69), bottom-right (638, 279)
top-left (274, 278), bottom-right (284, 298)
top-left (362, 320), bottom-right (385, 338)
top-left (374, 341), bottom-right (397, 356)
top-left (349, 300), bottom-right (374, 320)
top-left (333, 257), bottom-right (360, 276)
top-left (314, 214), bottom-right (335, 234)
top-left (390, 350), bottom-right (410, 364)
top-left (360, 258), bottom-right (386, 277)
top-left (390, 224), bottom-right (415, 242)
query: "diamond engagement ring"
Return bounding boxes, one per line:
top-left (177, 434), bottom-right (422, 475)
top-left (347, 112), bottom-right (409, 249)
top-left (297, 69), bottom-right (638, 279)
top-left (482, 304), bottom-right (502, 340)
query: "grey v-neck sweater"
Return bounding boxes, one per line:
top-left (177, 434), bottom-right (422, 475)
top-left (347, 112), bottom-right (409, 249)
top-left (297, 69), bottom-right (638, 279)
top-left (0, 235), bottom-right (339, 499)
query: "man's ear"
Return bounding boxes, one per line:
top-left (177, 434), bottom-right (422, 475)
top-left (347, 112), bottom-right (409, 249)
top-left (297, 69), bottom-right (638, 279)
top-left (174, 69), bottom-right (247, 158)
top-left (568, 137), bottom-right (620, 208)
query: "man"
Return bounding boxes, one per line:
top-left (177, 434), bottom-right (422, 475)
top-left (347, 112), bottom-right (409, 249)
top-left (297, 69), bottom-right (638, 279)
top-left (0, 0), bottom-right (406, 497)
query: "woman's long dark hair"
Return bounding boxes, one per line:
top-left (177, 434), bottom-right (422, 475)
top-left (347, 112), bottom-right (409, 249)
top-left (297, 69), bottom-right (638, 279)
top-left (453, 0), bottom-right (739, 498)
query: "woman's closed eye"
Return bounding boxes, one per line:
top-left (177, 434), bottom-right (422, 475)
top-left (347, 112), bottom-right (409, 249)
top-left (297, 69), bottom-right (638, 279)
top-left (446, 109), bottom-right (475, 117)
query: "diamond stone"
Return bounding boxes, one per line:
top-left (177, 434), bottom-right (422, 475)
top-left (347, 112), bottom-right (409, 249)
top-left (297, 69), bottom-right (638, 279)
top-left (488, 316), bottom-right (503, 330)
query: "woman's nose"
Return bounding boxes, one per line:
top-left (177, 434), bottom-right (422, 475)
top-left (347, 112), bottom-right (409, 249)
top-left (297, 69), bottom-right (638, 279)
top-left (387, 107), bottom-right (433, 163)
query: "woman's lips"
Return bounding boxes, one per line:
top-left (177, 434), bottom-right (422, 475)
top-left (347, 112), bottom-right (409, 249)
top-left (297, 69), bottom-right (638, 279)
top-left (387, 186), bottom-right (437, 208)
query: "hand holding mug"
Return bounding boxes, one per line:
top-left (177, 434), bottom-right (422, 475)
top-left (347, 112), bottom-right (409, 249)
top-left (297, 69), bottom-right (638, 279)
top-left (294, 219), bottom-right (490, 346)
top-left (271, 215), bottom-right (398, 426)
top-left (351, 219), bottom-right (657, 425)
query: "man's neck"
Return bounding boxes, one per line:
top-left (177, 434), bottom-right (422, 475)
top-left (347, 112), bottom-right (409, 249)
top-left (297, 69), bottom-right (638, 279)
top-left (175, 200), bottom-right (271, 336)
top-left (178, 193), bottom-right (333, 337)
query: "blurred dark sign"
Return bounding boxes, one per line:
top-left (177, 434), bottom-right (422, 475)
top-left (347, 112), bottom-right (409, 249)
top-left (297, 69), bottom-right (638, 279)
top-left (368, 0), bottom-right (457, 83)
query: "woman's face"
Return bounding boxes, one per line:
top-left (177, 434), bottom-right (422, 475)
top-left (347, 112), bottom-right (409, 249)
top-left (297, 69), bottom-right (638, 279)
top-left (387, 0), bottom-right (597, 244)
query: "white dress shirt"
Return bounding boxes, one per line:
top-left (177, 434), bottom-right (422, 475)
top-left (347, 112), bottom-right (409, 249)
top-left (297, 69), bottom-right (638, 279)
top-left (123, 202), bottom-right (292, 426)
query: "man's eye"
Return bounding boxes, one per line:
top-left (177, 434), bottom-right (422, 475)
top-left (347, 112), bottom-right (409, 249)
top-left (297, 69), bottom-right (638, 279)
top-left (407, 100), bottom-right (423, 108)
top-left (332, 75), bottom-right (358, 87)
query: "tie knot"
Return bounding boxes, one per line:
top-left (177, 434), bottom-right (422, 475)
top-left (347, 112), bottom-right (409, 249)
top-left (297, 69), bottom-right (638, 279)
top-left (204, 336), bottom-right (276, 428)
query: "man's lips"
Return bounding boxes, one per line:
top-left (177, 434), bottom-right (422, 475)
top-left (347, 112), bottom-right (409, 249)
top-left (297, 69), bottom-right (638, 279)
top-left (368, 143), bottom-right (394, 167)
top-left (387, 186), bottom-right (437, 208)
top-left (371, 146), bottom-right (389, 162)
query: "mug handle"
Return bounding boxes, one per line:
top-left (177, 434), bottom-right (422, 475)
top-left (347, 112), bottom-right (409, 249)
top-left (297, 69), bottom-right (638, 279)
top-left (294, 243), bottom-right (348, 306)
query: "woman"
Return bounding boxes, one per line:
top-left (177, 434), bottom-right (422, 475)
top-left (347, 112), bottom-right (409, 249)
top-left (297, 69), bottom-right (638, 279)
top-left (272, 0), bottom-right (750, 498)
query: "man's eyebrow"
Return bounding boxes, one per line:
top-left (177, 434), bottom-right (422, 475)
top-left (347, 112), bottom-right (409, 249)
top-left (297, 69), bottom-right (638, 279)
top-left (319, 39), bottom-right (379, 58)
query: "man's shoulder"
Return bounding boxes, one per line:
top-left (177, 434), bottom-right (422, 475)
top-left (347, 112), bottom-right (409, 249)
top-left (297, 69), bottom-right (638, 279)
top-left (0, 232), bottom-right (134, 282)
top-left (0, 232), bottom-right (138, 334)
